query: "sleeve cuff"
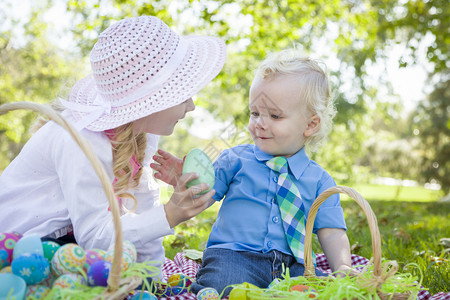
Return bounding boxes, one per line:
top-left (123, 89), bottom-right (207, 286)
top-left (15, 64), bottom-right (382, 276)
top-left (312, 206), bottom-right (347, 234)
top-left (212, 177), bottom-right (228, 201)
top-left (121, 204), bottom-right (174, 242)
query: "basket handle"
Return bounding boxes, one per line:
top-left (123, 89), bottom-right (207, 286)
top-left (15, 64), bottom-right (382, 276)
top-left (303, 186), bottom-right (382, 278)
top-left (0, 102), bottom-right (123, 291)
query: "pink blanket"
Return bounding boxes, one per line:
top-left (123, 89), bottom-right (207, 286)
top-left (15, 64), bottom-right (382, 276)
top-left (159, 252), bottom-right (449, 300)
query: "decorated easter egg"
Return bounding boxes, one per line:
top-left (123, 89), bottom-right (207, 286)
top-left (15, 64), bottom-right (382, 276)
top-left (128, 291), bottom-right (158, 300)
top-left (52, 273), bottom-right (86, 289)
top-left (11, 253), bottom-right (50, 285)
top-left (13, 234), bottom-right (44, 259)
top-left (159, 285), bottom-right (186, 297)
top-left (42, 241), bottom-right (60, 263)
top-left (87, 260), bottom-right (111, 287)
top-left (26, 284), bottom-right (51, 299)
top-left (0, 232), bottom-right (22, 265)
top-left (0, 249), bottom-right (8, 269)
top-left (51, 243), bottom-right (86, 276)
top-left (168, 273), bottom-right (194, 287)
top-left (40, 272), bottom-right (55, 287)
top-left (104, 248), bottom-right (134, 271)
top-left (182, 149), bottom-right (215, 194)
top-left (123, 240), bottom-right (137, 262)
top-left (83, 249), bottom-right (105, 272)
top-left (196, 287), bottom-right (219, 300)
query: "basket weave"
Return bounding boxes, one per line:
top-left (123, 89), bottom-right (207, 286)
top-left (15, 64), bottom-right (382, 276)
top-left (303, 186), bottom-right (411, 300)
top-left (0, 102), bottom-right (142, 299)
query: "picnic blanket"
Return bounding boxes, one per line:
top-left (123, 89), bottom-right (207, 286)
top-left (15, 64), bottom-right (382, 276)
top-left (159, 252), bottom-right (449, 300)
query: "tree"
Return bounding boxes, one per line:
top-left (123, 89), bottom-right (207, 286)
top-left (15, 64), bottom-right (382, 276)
top-left (0, 8), bottom-right (81, 169)
top-left (1, 0), bottom-right (448, 191)
top-left (414, 78), bottom-right (450, 194)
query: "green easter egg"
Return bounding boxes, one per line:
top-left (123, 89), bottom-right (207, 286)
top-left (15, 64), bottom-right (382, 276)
top-left (182, 149), bottom-right (215, 195)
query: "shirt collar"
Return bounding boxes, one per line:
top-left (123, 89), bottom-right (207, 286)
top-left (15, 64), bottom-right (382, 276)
top-left (254, 145), bottom-right (310, 180)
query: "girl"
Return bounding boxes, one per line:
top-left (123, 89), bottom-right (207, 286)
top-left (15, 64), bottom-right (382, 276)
top-left (0, 15), bottom-right (226, 273)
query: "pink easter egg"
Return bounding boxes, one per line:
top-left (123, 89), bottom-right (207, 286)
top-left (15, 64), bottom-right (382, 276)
top-left (0, 232), bottom-right (23, 265)
top-left (83, 249), bottom-right (105, 272)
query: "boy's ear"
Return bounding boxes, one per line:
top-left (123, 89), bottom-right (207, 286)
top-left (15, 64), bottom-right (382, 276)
top-left (304, 115), bottom-right (320, 137)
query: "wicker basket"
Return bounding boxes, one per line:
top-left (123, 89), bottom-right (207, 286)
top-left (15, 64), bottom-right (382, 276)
top-left (303, 186), bottom-right (412, 300)
top-left (0, 102), bottom-right (143, 299)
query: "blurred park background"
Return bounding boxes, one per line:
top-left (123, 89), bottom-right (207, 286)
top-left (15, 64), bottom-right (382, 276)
top-left (0, 0), bottom-right (448, 199)
top-left (1, 0), bottom-right (449, 294)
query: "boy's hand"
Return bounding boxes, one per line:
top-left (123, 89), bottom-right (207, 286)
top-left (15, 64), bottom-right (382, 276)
top-left (333, 265), bottom-right (360, 277)
top-left (151, 149), bottom-right (184, 186)
top-left (164, 172), bottom-right (215, 228)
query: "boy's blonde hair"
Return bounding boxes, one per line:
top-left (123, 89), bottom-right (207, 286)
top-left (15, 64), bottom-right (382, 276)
top-left (255, 49), bottom-right (336, 151)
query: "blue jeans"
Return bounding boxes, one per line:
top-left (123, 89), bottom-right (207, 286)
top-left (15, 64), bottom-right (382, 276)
top-left (190, 248), bottom-right (328, 296)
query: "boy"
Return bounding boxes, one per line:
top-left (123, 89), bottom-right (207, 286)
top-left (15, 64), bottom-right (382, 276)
top-left (152, 49), bottom-right (352, 295)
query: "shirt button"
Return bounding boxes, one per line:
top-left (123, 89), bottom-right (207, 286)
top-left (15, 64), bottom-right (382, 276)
top-left (272, 216), bottom-right (279, 223)
top-left (267, 241), bottom-right (273, 248)
top-left (273, 176), bottom-right (278, 183)
top-left (272, 197), bottom-right (276, 203)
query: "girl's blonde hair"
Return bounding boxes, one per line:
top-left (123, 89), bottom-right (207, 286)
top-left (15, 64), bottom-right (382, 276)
top-left (255, 49), bottom-right (336, 152)
top-left (109, 124), bottom-right (147, 205)
top-left (33, 99), bottom-right (147, 206)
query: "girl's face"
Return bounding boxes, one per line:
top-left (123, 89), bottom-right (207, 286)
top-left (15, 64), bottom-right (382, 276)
top-left (132, 98), bottom-right (195, 135)
top-left (248, 74), bottom-right (320, 157)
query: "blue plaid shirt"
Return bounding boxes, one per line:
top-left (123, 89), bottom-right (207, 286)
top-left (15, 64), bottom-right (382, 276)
top-left (207, 144), bottom-right (346, 258)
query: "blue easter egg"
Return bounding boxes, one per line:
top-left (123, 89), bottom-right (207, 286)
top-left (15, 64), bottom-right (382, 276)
top-left (87, 260), bottom-right (111, 287)
top-left (0, 249), bottom-right (8, 269)
top-left (196, 287), bottom-right (219, 300)
top-left (13, 234), bottom-right (44, 258)
top-left (11, 253), bottom-right (50, 285)
top-left (0, 273), bottom-right (26, 300)
top-left (128, 291), bottom-right (158, 300)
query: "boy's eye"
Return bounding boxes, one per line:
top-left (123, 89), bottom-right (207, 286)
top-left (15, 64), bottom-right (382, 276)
top-left (271, 114), bottom-right (281, 119)
top-left (251, 112), bottom-right (259, 117)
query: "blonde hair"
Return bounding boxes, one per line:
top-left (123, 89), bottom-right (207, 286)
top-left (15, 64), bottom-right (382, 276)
top-left (109, 124), bottom-right (147, 205)
top-left (32, 99), bottom-right (147, 206)
top-left (255, 49), bottom-right (336, 151)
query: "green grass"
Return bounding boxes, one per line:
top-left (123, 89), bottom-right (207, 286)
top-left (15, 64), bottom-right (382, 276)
top-left (342, 183), bottom-right (444, 202)
top-left (162, 184), bottom-right (449, 295)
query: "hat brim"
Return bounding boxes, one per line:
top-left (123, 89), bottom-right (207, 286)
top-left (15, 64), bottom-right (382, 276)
top-left (70, 35), bottom-right (226, 131)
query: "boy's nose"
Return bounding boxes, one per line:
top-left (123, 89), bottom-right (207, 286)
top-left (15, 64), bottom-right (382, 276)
top-left (255, 116), bottom-right (267, 129)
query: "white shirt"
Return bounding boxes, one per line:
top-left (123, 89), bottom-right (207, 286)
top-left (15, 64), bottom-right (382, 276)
top-left (0, 112), bottom-right (174, 267)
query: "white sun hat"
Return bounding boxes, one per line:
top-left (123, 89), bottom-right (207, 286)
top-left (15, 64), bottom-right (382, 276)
top-left (61, 16), bottom-right (226, 131)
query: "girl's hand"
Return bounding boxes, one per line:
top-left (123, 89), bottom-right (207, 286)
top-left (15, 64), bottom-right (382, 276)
top-left (164, 172), bottom-right (215, 228)
top-left (151, 149), bottom-right (184, 186)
